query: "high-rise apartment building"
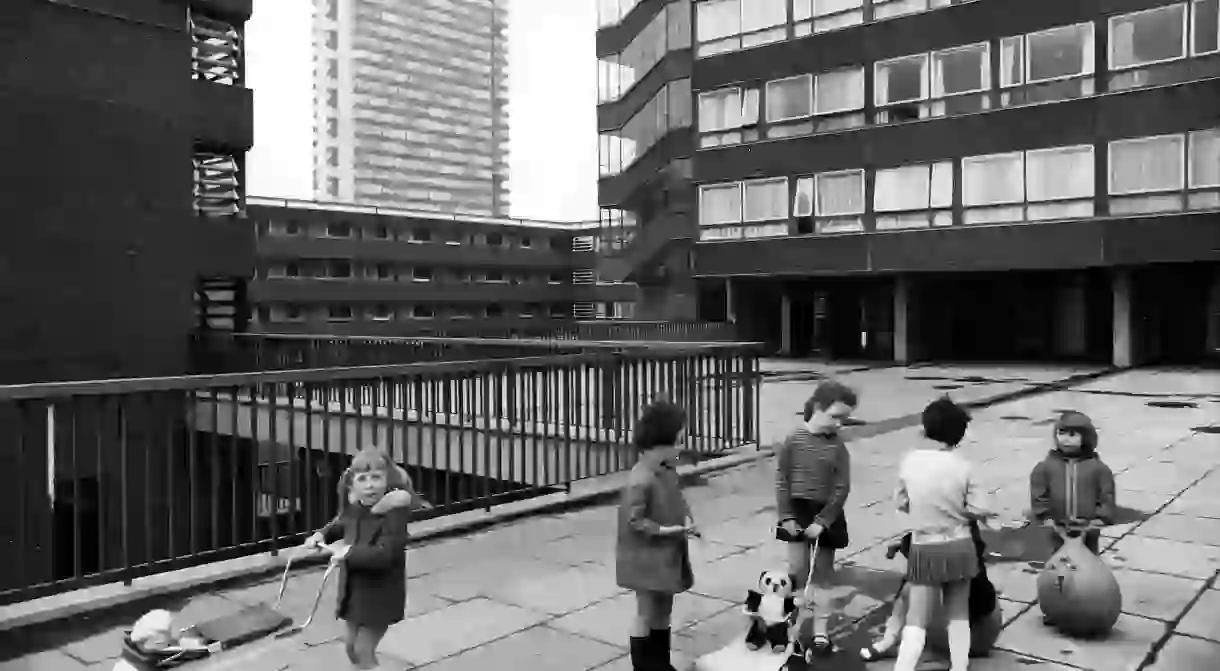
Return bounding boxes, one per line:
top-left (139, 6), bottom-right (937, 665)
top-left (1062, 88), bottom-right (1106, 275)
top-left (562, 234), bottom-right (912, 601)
top-left (312, 0), bottom-right (510, 215)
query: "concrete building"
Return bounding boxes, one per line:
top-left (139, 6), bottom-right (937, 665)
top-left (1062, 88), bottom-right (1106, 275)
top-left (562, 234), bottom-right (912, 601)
top-left (311, 0), bottom-right (510, 215)
top-left (0, 0), bottom-right (255, 384)
top-left (597, 0), bottom-right (1220, 366)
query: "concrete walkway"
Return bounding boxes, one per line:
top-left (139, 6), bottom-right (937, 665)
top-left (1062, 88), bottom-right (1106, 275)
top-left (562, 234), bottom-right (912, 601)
top-left (3, 365), bottom-right (1219, 671)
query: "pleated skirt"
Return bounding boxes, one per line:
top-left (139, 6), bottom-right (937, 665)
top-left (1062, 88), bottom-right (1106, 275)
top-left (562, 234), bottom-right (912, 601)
top-left (906, 537), bottom-right (979, 585)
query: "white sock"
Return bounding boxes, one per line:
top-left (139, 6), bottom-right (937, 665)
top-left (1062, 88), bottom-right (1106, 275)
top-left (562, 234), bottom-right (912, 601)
top-left (876, 611), bottom-right (903, 650)
top-left (893, 626), bottom-right (926, 671)
top-left (947, 619), bottom-right (971, 671)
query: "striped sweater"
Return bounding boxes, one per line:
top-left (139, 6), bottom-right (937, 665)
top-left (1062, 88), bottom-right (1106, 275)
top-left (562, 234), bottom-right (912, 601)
top-left (776, 426), bottom-right (851, 526)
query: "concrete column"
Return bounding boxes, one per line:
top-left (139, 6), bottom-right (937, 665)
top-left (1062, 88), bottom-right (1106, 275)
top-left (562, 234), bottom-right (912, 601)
top-left (1055, 272), bottom-right (1088, 357)
top-left (780, 291), bottom-right (792, 356)
top-left (725, 278), bottom-right (737, 324)
top-left (1207, 268), bottom-right (1220, 355)
top-left (1112, 269), bottom-right (1133, 368)
top-left (894, 275), bottom-right (911, 363)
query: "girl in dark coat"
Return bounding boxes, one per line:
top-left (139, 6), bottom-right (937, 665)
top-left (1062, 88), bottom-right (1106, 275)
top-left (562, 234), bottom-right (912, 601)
top-left (616, 399), bottom-right (698, 671)
top-left (305, 447), bottom-right (419, 670)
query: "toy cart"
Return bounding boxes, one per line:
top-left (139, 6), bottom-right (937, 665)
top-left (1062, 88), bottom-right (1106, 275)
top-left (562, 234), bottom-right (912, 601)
top-left (115, 548), bottom-right (338, 669)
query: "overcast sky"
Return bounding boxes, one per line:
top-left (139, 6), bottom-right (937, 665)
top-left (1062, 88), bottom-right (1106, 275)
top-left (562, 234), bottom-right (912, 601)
top-left (244, 0), bottom-right (600, 222)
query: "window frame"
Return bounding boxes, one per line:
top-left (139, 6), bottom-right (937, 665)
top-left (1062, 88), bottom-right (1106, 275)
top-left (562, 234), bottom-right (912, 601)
top-left (1191, 0), bottom-right (1220, 55)
top-left (698, 87), bottom-right (745, 131)
top-left (1108, 3), bottom-right (1190, 72)
top-left (813, 169), bottom-right (866, 217)
top-left (1188, 128), bottom-right (1220, 188)
top-left (1023, 22), bottom-right (1096, 85)
top-left (698, 181), bottom-right (746, 225)
top-left (742, 177), bottom-right (790, 222)
top-left (930, 41), bottom-right (991, 98)
top-left (873, 163), bottom-right (934, 213)
top-left (814, 66), bottom-right (867, 115)
top-left (1023, 144), bottom-right (1096, 203)
top-left (961, 151), bottom-right (1027, 206)
top-left (874, 52), bottom-right (931, 107)
top-left (765, 74), bottom-right (814, 123)
top-left (1107, 133), bottom-right (1187, 195)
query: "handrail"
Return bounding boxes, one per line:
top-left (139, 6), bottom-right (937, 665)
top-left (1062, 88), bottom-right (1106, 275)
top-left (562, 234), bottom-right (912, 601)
top-left (235, 332), bottom-right (759, 350)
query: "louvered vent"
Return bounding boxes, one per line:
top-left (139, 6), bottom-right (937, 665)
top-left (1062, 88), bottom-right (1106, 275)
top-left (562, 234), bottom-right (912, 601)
top-left (193, 152), bottom-right (244, 217)
top-left (190, 12), bottom-right (242, 85)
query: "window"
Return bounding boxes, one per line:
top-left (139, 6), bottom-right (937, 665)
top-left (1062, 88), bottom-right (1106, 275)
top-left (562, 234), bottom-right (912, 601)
top-left (766, 75), bottom-right (813, 122)
top-left (327, 89), bottom-right (338, 108)
top-left (743, 178), bottom-right (788, 221)
top-left (486, 270), bottom-right (506, 282)
top-left (369, 305), bottom-right (393, 322)
top-left (696, 0), bottom-right (785, 56)
top-left (326, 118), bottom-right (338, 138)
top-left (1109, 134), bottom-right (1185, 194)
top-left (269, 220), bottom-right (301, 236)
top-left (875, 54), bottom-right (929, 107)
top-left (410, 228), bottom-right (432, 243)
top-left (814, 67), bottom-right (866, 115)
top-left (1025, 23), bottom-right (1095, 83)
top-left (699, 182), bottom-right (743, 225)
top-left (1189, 128), bottom-right (1220, 187)
top-left (931, 42), bottom-right (990, 97)
top-left (699, 87), bottom-right (759, 131)
top-left (1110, 4), bottom-right (1187, 69)
top-left (326, 31), bottom-right (338, 50)
top-left (327, 177), bottom-right (339, 196)
top-left (793, 0), bottom-right (864, 36)
top-left (325, 221), bottom-right (352, 237)
top-left (486, 232), bottom-right (504, 246)
top-left (873, 0), bottom-right (953, 21)
top-left (548, 272), bottom-right (563, 284)
top-left (327, 147), bottom-right (338, 166)
top-left (326, 259), bottom-right (352, 279)
top-left (792, 171), bottom-right (865, 233)
top-left (370, 263), bottom-right (393, 280)
top-left (485, 304), bottom-right (504, 318)
top-left (368, 224), bottom-right (389, 239)
top-left (412, 267), bottom-right (434, 282)
top-left (520, 236), bottom-right (533, 248)
top-left (1025, 145), bottom-right (1094, 202)
top-left (327, 59), bottom-right (338, 79)
top-left (270, 304), bottom-right (304, 322)
top-left (326, 305), bottom-right (353, 322)
top-left (873, 163), bottom-right (953, 229)
top-left (963, 152), bottom-right (1025, 206)
top-left (326, 0), bottom-right (338, 21)
top-left (1194, 0), bottom-right (1220, 54)
top-left (411, 305), bottom-right (434, 319)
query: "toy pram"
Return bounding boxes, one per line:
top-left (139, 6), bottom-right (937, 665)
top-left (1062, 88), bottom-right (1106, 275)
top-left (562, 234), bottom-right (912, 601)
top-left (694, 534), bottom-right (821, 671)
top-left (115, 546), bottom-right (338, 669)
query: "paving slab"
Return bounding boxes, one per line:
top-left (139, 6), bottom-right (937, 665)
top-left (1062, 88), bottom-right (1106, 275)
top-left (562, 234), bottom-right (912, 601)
top-left (381, 597), bottom-right (550, 666)
top-left (1105, 536), bottom-right (1220, 580)
top-left (1176, 589), bottom-right (1220, 642)
top-left (422, 625), bottom-right (623, 671)
top-left (1145, 635), bottom-right (1220, 671)
top-left (1110, 568), bottom-right (1207, 622)
top-left (551, 592), bottom-right (733, 647)
top-left (997, 608), bottom-right (1168, 671)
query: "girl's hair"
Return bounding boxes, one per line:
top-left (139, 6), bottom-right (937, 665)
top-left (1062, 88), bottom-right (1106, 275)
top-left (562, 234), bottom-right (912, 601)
top-left (633, 399), bottom-right (688, 450)
top-left (338, 447), bottom-right (411, 500)
top-left (921, 395), bottom-right (971, 446)
top-left (1054, 411), bottom-right (1098, 454)
top-left (803, 380), bottom-right (859, 420)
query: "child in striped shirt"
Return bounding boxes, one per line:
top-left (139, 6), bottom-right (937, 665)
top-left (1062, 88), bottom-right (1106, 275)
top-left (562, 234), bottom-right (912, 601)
top-left (775, 379), bottom-right (857, 656)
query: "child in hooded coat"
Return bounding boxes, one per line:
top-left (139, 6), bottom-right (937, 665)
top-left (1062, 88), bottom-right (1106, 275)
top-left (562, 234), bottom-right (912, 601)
top-left (305, 447), bottom-right (423, 670)
top-left (1029, 411), bottom-right (1116, 555)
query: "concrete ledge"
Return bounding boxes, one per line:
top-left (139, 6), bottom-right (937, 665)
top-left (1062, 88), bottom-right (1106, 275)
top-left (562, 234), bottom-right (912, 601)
top-left (0, 364), bottom-right (1123, 631)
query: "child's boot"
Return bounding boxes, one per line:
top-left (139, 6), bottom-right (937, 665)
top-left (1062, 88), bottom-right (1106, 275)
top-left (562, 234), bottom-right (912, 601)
top-left (649, 629), bottom-right (678, 671)
top-left (629, 636), bottom-right (651, 671)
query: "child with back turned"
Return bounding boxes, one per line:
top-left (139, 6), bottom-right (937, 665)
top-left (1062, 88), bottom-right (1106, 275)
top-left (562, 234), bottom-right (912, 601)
top-left (616, 399), bottom-right (698, 671)
top-left (304, 447), bottom-right (421, 670)
top-left (1029, 410), bottom-right (1116, 555)
top-left (775, 379), bottom-right (857, 656)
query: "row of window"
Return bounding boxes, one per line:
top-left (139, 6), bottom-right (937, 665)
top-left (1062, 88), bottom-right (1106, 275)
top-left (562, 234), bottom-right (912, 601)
top-left (261, 261), bottom-right (571, 285)
top-left (258, 303), bottom-right (573, 323)
top-left (698, 2), bottom-right (1220, 147)
top-left (697, 128), bottom-right (1220, 239)
top-left (260, 220), bottom-right (560, 250)
top-left (190, 10), bottom-right (242, 87)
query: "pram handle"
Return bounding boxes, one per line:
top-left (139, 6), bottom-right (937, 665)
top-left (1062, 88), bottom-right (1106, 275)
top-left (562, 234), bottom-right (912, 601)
top-left (274, 542), bottom-right (335, 609)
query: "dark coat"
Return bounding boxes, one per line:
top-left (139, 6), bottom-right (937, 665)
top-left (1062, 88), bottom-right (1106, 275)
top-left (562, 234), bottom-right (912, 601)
top-left (321, 502), bottom-right (411, 628)
top-left (1030, 450), bottom-right (1116, 524)
top-left (615, 458), bottom-right (694, 594)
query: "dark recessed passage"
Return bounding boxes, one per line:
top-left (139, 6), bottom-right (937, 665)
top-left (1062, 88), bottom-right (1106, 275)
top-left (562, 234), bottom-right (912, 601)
top-left (1147, 401), bottom-right (1198, 409)
top-left (933, 384), bottom-right (963, 390)
top-left (999, 415), bottom-right (1031, 421)
top-left (1192, 426), bottom-right (1220, 434)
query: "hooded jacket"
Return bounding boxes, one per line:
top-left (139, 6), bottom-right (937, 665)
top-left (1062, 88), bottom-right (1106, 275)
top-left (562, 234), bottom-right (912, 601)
top-left (1029, 411), bottom-right (1116, 523)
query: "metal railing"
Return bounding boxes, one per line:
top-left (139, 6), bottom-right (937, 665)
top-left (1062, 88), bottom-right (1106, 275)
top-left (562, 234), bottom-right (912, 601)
top-left (0, 347), bottom-right (758, 604)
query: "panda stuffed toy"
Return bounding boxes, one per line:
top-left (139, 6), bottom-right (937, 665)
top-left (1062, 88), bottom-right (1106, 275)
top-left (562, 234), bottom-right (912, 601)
top-left (743, 570), bottom-right (798, 653)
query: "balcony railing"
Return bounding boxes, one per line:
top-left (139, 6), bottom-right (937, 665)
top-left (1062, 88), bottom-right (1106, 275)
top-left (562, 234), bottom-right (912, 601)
top-left (0, 346), bottom-right (758, 604)
top-left (190, 11), bottom-right (243, 86)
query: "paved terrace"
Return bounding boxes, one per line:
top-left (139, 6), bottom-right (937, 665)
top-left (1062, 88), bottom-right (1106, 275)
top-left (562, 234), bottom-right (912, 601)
top-left (3, 364), bottom-right (1219, 671)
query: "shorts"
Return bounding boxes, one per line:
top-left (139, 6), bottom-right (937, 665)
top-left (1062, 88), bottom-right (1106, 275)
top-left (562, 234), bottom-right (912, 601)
top-left (906, 537), bottom-right (979, 586)
top-left (778, 499), bottom-right (849, 550)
